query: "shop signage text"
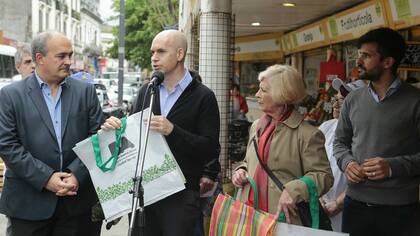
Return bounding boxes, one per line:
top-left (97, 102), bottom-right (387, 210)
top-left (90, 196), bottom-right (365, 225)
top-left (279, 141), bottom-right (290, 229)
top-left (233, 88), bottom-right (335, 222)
top-left (328, 2), bottom-right (386, 38)
top-left (235, 39), bottom-right (280, 54)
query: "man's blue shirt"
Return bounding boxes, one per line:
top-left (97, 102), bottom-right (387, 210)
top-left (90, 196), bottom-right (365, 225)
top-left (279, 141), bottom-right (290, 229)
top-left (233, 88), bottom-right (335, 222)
top-left (159, 70), bottom-right (192, 117)
top-left (35, 70), bottom-right (66, 170)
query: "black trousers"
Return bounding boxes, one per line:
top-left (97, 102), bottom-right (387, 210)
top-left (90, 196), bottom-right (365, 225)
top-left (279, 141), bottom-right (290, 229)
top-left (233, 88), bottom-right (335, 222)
top-left (9, 199), bottom-right (91, 236)
top-left (131, 189), bottom-right (200, 236)
top-left (342, 196), bottom-right (420, 236)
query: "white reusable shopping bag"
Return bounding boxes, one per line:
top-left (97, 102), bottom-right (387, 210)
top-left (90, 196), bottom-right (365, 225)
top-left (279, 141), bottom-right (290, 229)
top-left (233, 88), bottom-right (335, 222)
top-left (73, 108), bottom-right (185, 220)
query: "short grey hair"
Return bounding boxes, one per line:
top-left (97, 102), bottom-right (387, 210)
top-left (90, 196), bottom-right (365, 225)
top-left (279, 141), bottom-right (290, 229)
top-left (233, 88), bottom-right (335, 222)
top-left (14, 43), bottom-right (32, 66)
top-left (258, 64), bottom-right (307, 105)
top-left (31, 31), bottom-right (61, 64)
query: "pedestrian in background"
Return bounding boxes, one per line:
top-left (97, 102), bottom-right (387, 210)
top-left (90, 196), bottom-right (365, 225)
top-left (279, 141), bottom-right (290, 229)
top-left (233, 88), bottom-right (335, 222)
top-left (13, 42), bottom-right (35, 80)
top-left (334, 27), bottom-right (420, 236)
top-left (318, 78), bottom-right (366, 232)
top-left (230, 83), bottom-right (248, 120)
top-left (102, 30), bottom-right (220, 236)
top-left (0, 31), bottom-right (103, 236)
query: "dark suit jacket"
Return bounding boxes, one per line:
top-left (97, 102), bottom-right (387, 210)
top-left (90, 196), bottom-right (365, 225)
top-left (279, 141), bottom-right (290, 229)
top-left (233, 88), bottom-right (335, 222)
top-left (0, 74), bottom-right (104, 220)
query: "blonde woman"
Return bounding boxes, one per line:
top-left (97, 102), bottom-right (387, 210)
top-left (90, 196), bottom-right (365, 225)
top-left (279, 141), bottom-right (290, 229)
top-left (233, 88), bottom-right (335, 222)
top-left (232, 64), bottom-right (333, 226)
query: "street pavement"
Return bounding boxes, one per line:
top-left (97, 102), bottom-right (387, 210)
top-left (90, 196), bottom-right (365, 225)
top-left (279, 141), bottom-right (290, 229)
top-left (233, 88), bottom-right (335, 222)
top-left (0, 213), bottom-right (129, 236)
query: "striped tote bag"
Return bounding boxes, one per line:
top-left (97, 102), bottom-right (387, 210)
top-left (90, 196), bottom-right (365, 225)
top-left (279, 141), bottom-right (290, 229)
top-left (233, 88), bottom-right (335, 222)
top-left (209, 177), bottom-right (277, 236)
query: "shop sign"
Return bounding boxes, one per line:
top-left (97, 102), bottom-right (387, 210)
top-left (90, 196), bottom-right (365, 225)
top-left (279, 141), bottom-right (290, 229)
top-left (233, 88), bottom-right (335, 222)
top-left (235, 39), bottom-right (280, 54)
top-left (295, 25), bottom-right (325, 47)
top-left (280, 22), bottom-right (328, 54)
top-left (386, 0), bottom-right (420, 29)
top-left (328, 1), bottom-right (386, 39)
top-left (234, 34), bottom-right (283, 61)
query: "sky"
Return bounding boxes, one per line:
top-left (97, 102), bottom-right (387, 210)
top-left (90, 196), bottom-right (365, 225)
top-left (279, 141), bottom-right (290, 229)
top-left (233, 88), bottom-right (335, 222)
top-left (99, 0), bottom-right (118, 25)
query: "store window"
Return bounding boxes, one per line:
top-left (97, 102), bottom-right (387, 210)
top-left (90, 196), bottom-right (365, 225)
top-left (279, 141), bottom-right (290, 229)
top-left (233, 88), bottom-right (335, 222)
top-left (239, 62), bottom-right (274, 97)
top-left (300, 45), bottom-right (343, 125)
top-left (344, 42), bottom-right (359, 81)
top-left (303, 52), bottom-right (325, 98)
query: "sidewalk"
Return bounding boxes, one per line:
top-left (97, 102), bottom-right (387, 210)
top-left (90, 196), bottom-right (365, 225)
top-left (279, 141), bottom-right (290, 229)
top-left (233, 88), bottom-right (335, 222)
top-left (0, 214), bottom-right (129, 236)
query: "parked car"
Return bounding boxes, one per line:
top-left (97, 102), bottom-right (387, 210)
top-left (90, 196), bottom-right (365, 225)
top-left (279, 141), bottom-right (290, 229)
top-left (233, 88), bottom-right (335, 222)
top-left (94, 82), bottom-right (110, 108)
top-left (70, 72), bottom-right (110, 109)
top-left (122, 86), bottom-right (138, 112)
top-left (107, 85), bottom-right (138, 113)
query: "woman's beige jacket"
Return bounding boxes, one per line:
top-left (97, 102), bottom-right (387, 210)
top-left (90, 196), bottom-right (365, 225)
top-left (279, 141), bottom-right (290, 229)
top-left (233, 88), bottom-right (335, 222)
top-left (235, 110), bottom-right (334, 225)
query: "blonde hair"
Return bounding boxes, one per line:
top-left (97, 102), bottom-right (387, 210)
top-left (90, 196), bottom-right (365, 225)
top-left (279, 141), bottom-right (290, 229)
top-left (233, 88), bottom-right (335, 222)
top-left (258, 64), bottom-right (307, 104)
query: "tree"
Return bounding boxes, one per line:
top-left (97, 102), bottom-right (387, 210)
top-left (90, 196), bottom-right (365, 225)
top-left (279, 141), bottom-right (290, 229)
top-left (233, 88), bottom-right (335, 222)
top-left (107, 0), bottom-right (178, 69)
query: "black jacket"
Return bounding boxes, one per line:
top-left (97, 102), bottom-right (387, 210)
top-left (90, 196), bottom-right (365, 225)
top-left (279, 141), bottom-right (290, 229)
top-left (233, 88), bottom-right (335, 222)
top-left (132, 71), bottom-right (220, 190)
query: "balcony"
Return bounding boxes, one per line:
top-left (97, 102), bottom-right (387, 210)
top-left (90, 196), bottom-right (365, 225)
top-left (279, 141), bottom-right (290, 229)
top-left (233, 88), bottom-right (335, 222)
top-left (72, 9), bottom-right (80, 20)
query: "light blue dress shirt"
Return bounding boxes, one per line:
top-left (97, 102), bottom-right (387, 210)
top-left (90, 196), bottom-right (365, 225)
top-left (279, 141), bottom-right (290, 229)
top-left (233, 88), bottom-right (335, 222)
top-left (367, 77), bottom-right (401, 103)
top-left (35, 71), bottom-right (66, 170)
top-left (159, 70), bottom-right (192, 117)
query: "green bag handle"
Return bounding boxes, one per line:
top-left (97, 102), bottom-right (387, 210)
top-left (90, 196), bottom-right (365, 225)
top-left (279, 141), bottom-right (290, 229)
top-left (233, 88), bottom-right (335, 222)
top-left (218, 177), bottom-right (258, 236)
top-left (278, 176), bottom-right (319, 228)
top-left (91, 117), bottom-right (127, 172)
top-left (300, 175), bottom-right (320, 229)
top-left (233, 176), bottom-right (258, 209)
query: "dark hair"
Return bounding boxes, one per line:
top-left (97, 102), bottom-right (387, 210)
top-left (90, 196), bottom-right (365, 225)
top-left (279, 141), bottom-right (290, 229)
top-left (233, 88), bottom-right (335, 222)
top-left (232, 83), bottom-right (240, 90)
top-left (357, 27), bottom-right (406, 75)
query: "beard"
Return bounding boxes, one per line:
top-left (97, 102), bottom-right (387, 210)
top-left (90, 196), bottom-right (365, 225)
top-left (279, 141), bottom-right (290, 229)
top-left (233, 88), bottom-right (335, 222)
top-left (358, 64), bottom-right (384, 82)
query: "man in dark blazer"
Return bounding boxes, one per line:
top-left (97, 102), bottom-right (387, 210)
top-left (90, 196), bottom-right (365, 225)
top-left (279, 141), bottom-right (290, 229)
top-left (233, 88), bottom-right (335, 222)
top-left (0, 31), bottom-right (103, 235)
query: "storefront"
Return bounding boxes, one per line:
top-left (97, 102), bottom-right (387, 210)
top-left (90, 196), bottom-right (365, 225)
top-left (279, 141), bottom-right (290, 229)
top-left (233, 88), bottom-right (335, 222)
top-left (233, 0), bottom-right (420, 124)
top-left (233, 32), bottom-right (284, 121)
top-left (280, 0), bottom-right (390, 125)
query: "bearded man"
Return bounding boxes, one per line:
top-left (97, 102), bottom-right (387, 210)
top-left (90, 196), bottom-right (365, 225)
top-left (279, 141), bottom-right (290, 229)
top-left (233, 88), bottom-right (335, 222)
top-left (333, 27), bottom-right (420, 236)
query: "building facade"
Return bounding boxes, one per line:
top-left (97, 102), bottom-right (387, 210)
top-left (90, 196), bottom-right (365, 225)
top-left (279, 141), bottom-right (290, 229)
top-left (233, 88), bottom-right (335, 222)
top-left (0, 0), bottom-right (105, 72)
top-left (80, 0), bottom-right (101, 48)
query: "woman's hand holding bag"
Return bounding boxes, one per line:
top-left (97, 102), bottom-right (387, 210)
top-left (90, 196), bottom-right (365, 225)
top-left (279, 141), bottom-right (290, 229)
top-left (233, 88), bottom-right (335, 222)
top-left (275, 188), bottom-right (298, 224)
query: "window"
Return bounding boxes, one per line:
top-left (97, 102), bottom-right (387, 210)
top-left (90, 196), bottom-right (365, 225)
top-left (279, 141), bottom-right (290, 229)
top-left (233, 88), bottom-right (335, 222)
top-left (78, 25), bottom-right (82, 42)
top-left (39, 6), bottom-right (44, 32)
top-left (63, 17), bottom-right (67, 34)
top-left (55, 12), bottom-right (60, 31)
top-left (46, 8), bottom-right (50, 29)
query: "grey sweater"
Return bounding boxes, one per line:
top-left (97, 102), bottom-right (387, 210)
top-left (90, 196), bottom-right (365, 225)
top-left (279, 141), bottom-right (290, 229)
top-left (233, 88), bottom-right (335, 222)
top-left (334, 82), bottom-right (420, 205)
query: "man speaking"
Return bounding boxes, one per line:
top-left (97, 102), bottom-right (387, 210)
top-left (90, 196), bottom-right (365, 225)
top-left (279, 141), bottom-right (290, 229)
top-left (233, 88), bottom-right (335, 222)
top-left (103, 30), bottom-right (220, 236)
